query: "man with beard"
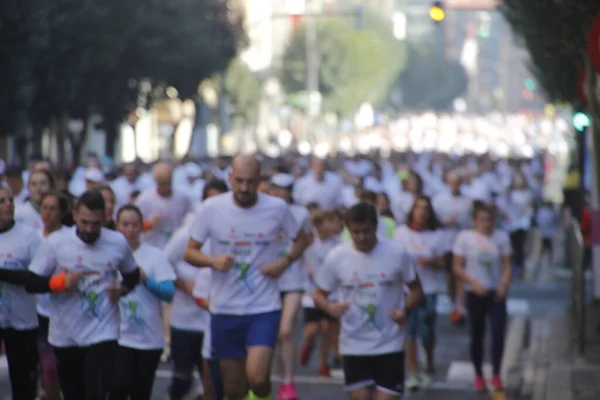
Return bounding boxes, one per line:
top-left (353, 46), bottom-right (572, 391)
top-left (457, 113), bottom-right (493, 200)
top-left (26, 190), bottom-right (140, 400)
top-left (184, 154), bottom-right (311, 400)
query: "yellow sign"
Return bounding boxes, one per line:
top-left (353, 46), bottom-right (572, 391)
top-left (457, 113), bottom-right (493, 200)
top-left (429, 6), bottom-right (445, 22)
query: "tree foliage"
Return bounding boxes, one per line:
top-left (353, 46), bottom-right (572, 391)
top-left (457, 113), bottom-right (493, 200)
top-left (280, 9), bottom-right (407, 116)
top-left (0, 0), bottom-right (246, 161)
top-left (223, 58), bottom-right (261, 126)
top-left (499, 0), bottom-right (600, 105)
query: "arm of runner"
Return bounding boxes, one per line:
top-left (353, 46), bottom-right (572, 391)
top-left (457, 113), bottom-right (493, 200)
top-left (118, 238), bottom-right (141, 295)
top-left (142, 250), bottom-right (177, 302)
top-left (184, 204), bottom-right (218, 268)
top-left (0, 270), bottom-right (29, 285)
top-left (145, 277), bottom-right (175, 302)
top-left (496, 231), bottom-right (513, 299)
top-left (313, 248), bottom-right (348, 318)
top-left (26, 238), bottom-right (59, 293)
top-left (282, 206), bottom-right (312, 263)
top-left (402, 248), bottom-right (423, 312)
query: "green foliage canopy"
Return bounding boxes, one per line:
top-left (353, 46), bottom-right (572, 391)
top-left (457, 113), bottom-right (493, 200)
top-left (280, 10), bottom-right (407, 116)
top-left (0, 0), bottom-right (246, 157)
top-left (500, 0), bottom-right (600, 105)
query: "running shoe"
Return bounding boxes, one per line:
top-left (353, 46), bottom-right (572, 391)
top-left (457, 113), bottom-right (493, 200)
top-left (491, 375), bottom-right (504, 391)
top-left (406, 375), bottom-right (420, 391)
top-left (276, 383), bottom-right (299, 400)
top-left (474, 376), bottom-right (487, 392)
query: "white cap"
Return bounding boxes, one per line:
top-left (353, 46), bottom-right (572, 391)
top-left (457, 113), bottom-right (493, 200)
top-left (271, 173), bottom-right (294, 188)
top-left (84, 168), bottom-right (105, 183)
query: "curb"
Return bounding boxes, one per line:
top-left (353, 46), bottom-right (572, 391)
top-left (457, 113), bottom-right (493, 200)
top-left (502, 316), bottom-right (527, 389)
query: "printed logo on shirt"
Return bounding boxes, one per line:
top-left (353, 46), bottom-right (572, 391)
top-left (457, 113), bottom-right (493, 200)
top-left (234, 262), bottom-right (253, 292)
top-left (228, 227), bottom-right (236, 239)
top-left (80, 291), bottom-right (104, 321)
top-left (218, 240), bottom-right (231, 246)
top-left (121, 300), bottom-right (145, 329)
top-left (478, 252), bottom-right (495, 274)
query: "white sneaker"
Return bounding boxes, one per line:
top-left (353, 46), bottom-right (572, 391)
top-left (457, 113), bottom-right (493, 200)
top-left (160, 346), bottom-right (171, 363)
top-left (406, 375), bottom-right (420, 391)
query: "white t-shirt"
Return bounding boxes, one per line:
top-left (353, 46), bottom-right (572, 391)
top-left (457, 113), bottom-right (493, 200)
top-left (390, 192), bottom-right (415, 225)
top-left (315, 240), bottom-right (417, 356)
top-left (15, 201), bottom-right (43, 232)
top-left (302, 235), bottom-right (340, 308)
top-left (393, 225), bottom-right (444, 294)
top-left (170, 261), bottom-right (210, 332)
top-left (278, 204), bottom-right (311, 292)
top-left (136, 189), bottom-right (191, 249)
top-left (0, 223), bottom-right (41, 329)
top-left (29, 227), bottom-right (138, 347)
top-left (189, 192), bottom-right (300, 315)
top-left (293, 172), bottom-right (344, 211)
top-left (431, 191), bottom-right (472, 251)
top-left (118, 243), bottom-right (176, 350)
top-left (452, 229), bottom-right (512, 291)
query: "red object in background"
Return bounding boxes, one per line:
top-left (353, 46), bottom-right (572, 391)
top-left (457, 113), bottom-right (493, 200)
top-left (577, 71), bottom-right (589, 108)
top-left (587, 12), bottom-right (600, 73)
top-left (291, 14), bottom-right (302, 31)
top-left (591, 209), bottom-right (600, 246)
top-left (582, 207), bottom-right (592, 247)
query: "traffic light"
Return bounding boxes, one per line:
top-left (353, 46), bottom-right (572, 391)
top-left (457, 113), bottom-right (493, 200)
top-left (429, 1), bottom-right (445, 23)
top-left (524, 78), bottom-right (536, 91)
top-left (573, 112), bottom-right (591, 131)
top-left (354, 5), bottom-right (364, 31)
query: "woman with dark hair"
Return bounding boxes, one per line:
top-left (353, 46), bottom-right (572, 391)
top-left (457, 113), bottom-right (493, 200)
top-left (453, 202), bottom-right (512, 392)
top-left (37, 191), bottom-right (71, 400)
top-left (391, 170), bottom-right (424, 225)
top-left (394, 194), bottom-right (445, 391)
top-left (110, 204), bottom-right (176, 400)
top-left (97, 185), bottom-right (117, 229)
top-left (15, 169), bottom-right (55, 231)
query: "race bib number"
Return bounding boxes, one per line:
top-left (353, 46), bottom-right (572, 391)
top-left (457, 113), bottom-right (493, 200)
top-left (1, 260), bottom-right (23, 270)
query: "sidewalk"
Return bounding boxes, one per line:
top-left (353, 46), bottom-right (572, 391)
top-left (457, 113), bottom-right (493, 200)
top-left (523, 303), bottom-right (600, 400)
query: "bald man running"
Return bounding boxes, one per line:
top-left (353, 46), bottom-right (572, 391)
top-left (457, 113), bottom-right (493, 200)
top-left (185, 154), bottom-right (311, 400)
top-left (134, 163), bottom-right (191, 249)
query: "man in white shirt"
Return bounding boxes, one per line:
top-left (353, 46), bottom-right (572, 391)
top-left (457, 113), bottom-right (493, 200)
top-left (293, 156), bottom-right (344, 211)
top-left (314, 203), bottom-right (423, 400)
top-left (26, 190), bottom-right (141, 400)
top-left (184, 154), bottom-right (311, 400)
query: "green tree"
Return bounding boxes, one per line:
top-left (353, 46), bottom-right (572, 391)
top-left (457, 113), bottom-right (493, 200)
top-left (397, 45), bottom-right (468, 111)
top-left (500, 0), bottom-right (600, 104)
top-left (281, 10), bottom-right (407, 116)
top-left (223, 58), bottom-right (261, 127)
top-left (0, 0), bottom-right (246, 162)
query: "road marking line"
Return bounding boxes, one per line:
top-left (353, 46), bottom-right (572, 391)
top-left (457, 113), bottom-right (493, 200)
top-left (447, 361), bottom-right (493, 382)
top-left (436, 295), bottom-right (530, 316)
